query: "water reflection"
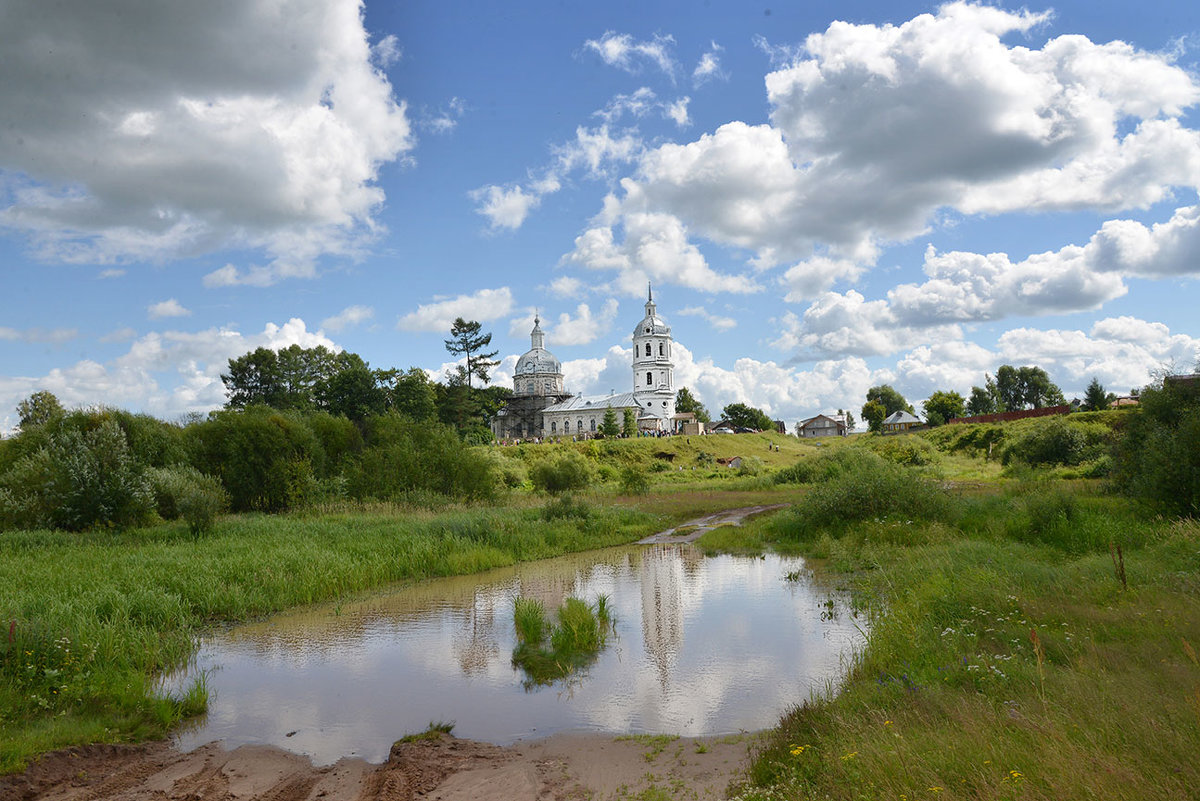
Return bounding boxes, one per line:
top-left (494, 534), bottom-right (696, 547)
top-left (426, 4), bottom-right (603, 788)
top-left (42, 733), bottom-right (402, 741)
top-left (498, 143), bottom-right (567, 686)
top-left (167, 545), bottom-right (863, 765)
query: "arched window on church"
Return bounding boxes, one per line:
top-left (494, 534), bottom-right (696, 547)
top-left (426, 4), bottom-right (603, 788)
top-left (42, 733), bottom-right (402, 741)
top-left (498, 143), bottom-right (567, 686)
top-left (659, 342), bottom-right (664, 356)
top-left (590, 418), bottom-right (596, 432)
top-left (551, 421), bottom-right (557, 433)
top-left (646, 371), bottom-right (653, 386)
top-left (526, 381), bottom-right (534, 394)
top-left (645, 342), bottom-right (651, 356)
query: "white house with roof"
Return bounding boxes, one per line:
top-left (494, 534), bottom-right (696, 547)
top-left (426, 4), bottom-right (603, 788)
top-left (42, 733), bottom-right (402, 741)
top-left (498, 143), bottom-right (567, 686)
top-left (797, 413), bottom-right (848, 437)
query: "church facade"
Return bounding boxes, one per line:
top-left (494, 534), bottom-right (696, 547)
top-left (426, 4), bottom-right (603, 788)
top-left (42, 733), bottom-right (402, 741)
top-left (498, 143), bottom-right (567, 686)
top-left (491, 287), bottom-right (677, 440)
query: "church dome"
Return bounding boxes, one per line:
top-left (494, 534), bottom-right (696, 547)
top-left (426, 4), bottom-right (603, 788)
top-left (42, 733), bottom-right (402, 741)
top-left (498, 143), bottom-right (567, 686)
top-left (515, 347), bottom-right (561, 376)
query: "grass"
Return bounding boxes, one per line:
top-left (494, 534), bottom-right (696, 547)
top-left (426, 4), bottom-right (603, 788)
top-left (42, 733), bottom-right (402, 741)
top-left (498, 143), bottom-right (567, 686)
top-left (395, 720), bottom-right (455, 744)
top-left (0, 500), bottom-right (666, 772)
top-left (511, 595), bottom-right (615, 687)
top-left (709, 461), bottom-right (1200, 800)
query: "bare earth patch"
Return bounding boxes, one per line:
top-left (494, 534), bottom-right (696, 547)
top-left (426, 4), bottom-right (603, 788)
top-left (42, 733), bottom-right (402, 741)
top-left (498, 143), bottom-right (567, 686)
top-left (636, 504), bottom-right (790, 545)
top-left (0, 732), bottom-right (758, 801)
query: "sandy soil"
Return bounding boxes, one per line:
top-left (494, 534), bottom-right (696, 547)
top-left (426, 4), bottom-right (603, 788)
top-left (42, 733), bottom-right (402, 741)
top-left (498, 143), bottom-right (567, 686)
top-left (0, 731), bottom-right (760, 801)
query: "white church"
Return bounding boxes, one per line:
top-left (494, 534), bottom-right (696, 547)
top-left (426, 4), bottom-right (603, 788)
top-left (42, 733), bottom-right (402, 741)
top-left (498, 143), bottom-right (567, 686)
top-left (491, 286), bottom-right (678, 440)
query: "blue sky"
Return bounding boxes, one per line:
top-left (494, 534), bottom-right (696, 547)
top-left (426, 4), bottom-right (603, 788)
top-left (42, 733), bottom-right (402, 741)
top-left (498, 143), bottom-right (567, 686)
top-left (2, 0), bottom-right (1200, 433)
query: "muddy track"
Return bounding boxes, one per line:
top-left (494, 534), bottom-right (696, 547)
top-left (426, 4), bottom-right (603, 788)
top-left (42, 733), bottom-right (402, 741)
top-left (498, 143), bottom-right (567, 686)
top-left (636, 503), bottom-right (791, 544)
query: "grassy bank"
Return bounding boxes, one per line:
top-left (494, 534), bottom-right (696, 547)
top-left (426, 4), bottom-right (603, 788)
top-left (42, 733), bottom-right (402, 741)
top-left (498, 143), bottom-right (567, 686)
top-left (701, 464), bottom-right (1200, 800)
top-left (0, 497), bottom-right (678, 772)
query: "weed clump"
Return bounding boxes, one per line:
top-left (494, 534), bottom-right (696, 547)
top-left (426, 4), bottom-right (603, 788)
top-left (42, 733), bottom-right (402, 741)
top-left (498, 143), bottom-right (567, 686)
top-left (511, 595), bottom-right (615, 687)
top-left (775, 456), bottom-right (950, 540)
top-left (773, 448), bottom-right (888, 485)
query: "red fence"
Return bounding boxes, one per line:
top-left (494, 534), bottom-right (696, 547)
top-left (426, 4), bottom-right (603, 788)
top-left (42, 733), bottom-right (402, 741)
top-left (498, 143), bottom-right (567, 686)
top-left (948, 405), bottom-right (1070, 425)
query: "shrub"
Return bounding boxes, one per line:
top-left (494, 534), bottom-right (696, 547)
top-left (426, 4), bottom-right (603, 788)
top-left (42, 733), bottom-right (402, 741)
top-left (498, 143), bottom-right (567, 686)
top-left (774, 448), bottom-right (888, 485)
top-left (867, 435), bottom-right (939, 466)
top-left (1114, 378), bottom-right (1200, 516)
top-left (48, 419), bottom-right (155, 531)
top-left (737, 456), bottom-right (765, 476)
top-left (776, 457), bottom-right (950, 538)
top-left (529, 451), bottom-right (592, 494)
top-left (1001, 417), bottom-right (1109, 468)
top-left (619, 466), bottom-right (650, 495)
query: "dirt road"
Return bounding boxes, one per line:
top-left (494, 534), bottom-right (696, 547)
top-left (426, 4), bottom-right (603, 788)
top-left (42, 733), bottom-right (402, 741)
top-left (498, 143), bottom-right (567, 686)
top-left (1, 730), bottom-right (759, 801)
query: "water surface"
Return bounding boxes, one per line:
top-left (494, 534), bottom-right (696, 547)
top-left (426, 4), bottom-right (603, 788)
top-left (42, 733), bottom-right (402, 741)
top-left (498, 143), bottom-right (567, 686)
top-left (168, 544), bottom-right (863, 764)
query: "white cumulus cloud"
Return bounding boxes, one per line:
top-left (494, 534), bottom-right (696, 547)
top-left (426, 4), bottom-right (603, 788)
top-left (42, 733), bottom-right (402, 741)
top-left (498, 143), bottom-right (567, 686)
top-left (0, 0), bottom-right (413, 283)
top-left (397, 288), bottom-right (516, 332)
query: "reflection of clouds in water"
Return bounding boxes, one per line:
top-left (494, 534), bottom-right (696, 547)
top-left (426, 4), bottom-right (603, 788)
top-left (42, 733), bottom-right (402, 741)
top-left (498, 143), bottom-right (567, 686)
top-left (171, 545), bottom-right (865, 764)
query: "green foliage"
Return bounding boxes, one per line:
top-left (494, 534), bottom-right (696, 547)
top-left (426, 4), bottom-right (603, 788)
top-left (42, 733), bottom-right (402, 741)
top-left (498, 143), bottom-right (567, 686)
top-left (861, 400), bottom-right (886, 433)
top-left (1114, 376), bottom-right (1200, 516)
top-left (1081, 376), bottom-right (1113, 411)
top-left (381, 367), bottom-right (439, 421)
top-left (222, 344), bottom-right (342, 411)
top-left (866, 434), bottom-right (939, 466)
top-left (147, 466), bottom-right (227, 537)
top-left (345, 414), bottom-right (499, 502)
top-left (995, 364), bottom-right (1066, 410)
top-left (529, 450), bottom-right (593, 494)
top-left (721, 402), bottom-right (774, 431)
top-left (600, 407), bottom-right (620, 436)
top-left (16, 391), bottom-right (64, 430)
top-left (966, 377), bottom-right (1002, 415)
top-left (1000, 417), bottom-right (1110, 468)
top-left (314, 355), bottom-right (387, 421)
top-left (922, 390), bottom-right (965, 426)
top-left (865, 384), bottom-right (913, 416)
top-left (444, 318), bottom-right (499, 388)
top-left (185, 406), bottom-right (326, 512)
top-left (511, 595), bottom-right (615, 686)
top-left (622, 407), bottom-right (638, 437)
top-left (540, 494), bottom-right (592, 521)
top-left (774, 456), bottom-right (951, 537)
top-left (774, 447), bottom-right (888, 485)
top-left (675, 387), bottom-right (711, 423)
top-left (0, 417), bottom-right (155, 532)
top-left (619, 466), bottom-right (650, 495)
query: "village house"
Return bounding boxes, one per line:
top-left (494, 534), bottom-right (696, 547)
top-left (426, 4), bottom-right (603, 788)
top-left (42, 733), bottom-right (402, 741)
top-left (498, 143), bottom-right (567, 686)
top-left (796, 413), bottom-right (848, 437)
top-left (881, 410), bottom-right (922, 433)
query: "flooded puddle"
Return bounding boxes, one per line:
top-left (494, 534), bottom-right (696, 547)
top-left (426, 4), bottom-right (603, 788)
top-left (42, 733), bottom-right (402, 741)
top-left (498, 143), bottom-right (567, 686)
top-left (166, 544), bottom-right (864, 764)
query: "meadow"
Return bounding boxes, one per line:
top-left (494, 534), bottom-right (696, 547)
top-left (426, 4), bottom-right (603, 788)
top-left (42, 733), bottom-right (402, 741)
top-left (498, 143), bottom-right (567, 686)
top-left (3, 402), bottom-right (1199, 801)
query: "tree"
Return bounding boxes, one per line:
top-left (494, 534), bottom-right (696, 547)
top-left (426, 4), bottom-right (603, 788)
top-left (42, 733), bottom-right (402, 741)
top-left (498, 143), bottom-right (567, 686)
top-left (721, 402), bottom-right (773, 431)
top-left (967, 378), bottom-right (1002, 416)
top-left (675, 387), bottom-right (711, 423)
top-left (838, 408), bottom-right (856, 432)
top-left (923, 390), bottom-right (965, 426)
top-left (622, 408), bottom-right (638, 437)
top-left (222, 345), bottom-right (343, 410)
top-left (16, 391), bottom-right (64, 430)
top-left (315, 354), bottom-right (386, 422)
top-left (995, 365), bottom-right (1065, 411)
top-left (862, 400), bottom-right (886, 433)
top-left (1081, 377), bottom-right (1113, 412)
top-left (865, 385), bottom-right (913, 416)
top-left (444, 318), bottom-right (499, 388)
top-left (381, 367), bottom-right (438, 421)
top-left (600, 407), bottom-right (620, 436)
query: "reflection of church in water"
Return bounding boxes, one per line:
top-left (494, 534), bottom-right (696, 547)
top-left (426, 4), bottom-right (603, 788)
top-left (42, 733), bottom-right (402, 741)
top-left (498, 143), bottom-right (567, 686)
top-left (638, 544), bottom-right (705, 689)
top-left (492, 286), bottom-right (678, 440)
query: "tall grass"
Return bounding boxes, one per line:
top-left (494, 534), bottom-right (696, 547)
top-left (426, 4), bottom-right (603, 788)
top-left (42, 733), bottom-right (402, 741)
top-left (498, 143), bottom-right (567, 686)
top-left (511, 595), bottom-right (615, 687)
top-left (716, 456), bottom-right (1200, 800)
top-left (0, 502), bottom-right (656, 772)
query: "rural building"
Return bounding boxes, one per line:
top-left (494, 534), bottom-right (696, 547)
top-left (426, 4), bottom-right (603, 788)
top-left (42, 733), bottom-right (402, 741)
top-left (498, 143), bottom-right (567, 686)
top-left (797, 413), bottom-right (847, 437)
top-left (881, 410), bottom-right (922, 433)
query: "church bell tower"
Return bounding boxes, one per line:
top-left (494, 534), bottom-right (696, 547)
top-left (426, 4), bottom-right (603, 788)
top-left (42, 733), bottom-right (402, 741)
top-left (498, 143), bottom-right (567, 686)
top-left (632, 284), bottom-right (675, 429)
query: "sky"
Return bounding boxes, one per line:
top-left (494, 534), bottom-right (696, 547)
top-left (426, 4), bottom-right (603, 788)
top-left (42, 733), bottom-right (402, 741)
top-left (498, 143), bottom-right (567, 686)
top-left (2, 0), bottom-right (1200, 434)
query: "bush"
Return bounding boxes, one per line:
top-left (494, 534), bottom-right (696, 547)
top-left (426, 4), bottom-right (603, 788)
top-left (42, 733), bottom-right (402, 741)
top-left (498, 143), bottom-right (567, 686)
top-left (185, 407), bottom-right (326, 512)
top-left (867, 435), bottom-right (939, 466)
top-left (619, 466), bottom-right (650, 495)
top-left (774, 448), bottom-right (888, 485)
top-left (147, 466), bottom-right (228, 536)
top-left (46, 419), bottom-right (155, 531)
top-left (1114, 379), bottom-right (1200, 516)
top-left (541, 494), bottom-right (592, 521)
top-left (776, 457), bottom-right (951, 538)
top-left (1001, 417), bottom-right (1109, 468)
top-left (529, 451), bottom-right (592, 494)
top-left (737, 456), bottom-right (765, 476)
